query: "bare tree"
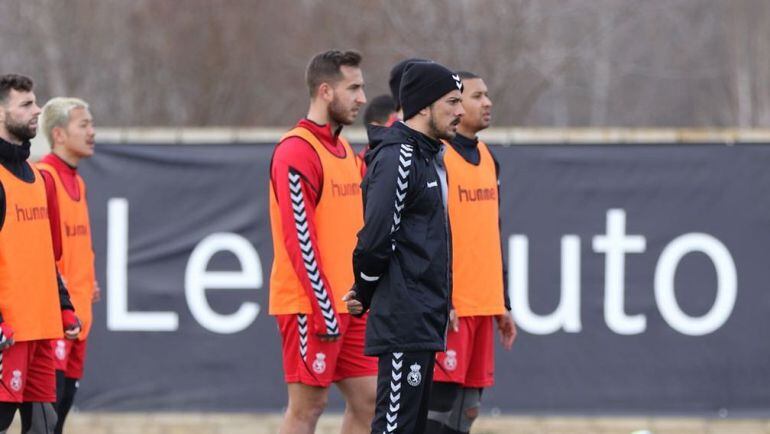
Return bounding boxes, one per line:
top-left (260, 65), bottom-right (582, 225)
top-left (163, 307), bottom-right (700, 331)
top-left (1, 0), bottom-right (768, 128)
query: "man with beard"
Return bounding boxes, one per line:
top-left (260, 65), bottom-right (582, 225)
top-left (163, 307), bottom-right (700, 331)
top-left (344, 61), bottom-right (465, 433)
top-left (0, 74), bottom-right (81, 433)
top-left (426, 71), bottom-right (517, 434)
top-left (36, 97), bottom-right (99, 434)
top-left (268, 50), bottom-right (376, 434)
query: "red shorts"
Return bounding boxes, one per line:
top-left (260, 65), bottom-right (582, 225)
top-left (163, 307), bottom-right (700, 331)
top-left (0, 340), bottom-right (57, 403)
top-left (276, 313), bottom-right (378, 387)
top-left (51, 338), bottom-right (88, 379)
top-left (434, 316), bottom-right (495, 388)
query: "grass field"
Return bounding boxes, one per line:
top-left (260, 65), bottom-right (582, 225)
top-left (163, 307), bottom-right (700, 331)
top-left (11, 412), bottom-right (769, 434)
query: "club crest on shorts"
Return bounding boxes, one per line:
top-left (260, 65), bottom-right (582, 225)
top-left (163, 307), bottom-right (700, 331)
top-left (407, 363), bottom-right (422, 386)
top-left (55, 340), bottom-right (67, 360)
top-left (444, 350), bottom-right (457, 371)
top-left (312, 352), bottom-right (327, 374)
top-left (10, 369), bottom-right (22, 391)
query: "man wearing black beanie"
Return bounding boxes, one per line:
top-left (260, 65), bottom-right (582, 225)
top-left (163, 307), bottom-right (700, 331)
top-left (344, 61), bottom-right (464, 433)
top-left (357, 58), bottom-right (432, 178)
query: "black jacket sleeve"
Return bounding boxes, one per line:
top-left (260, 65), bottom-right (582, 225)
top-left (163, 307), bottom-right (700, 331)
top-left (353, 145), bottom-right (407, 310)
top-left (58, 269), bottom-right (75, 311)
top-left (0, 181), bottom-right (5, 231)
top-left (492, 150), bottom-right (511, 311)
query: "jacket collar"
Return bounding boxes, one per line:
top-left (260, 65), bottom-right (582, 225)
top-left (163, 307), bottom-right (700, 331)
top-left (392, 121), bottom-right (442, 157)
top-left (0, 137), bottom-right (31, 163)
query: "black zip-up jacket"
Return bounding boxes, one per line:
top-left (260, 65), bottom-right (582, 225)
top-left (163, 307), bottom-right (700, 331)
top-left (353, 122), bottom-right (450, 356)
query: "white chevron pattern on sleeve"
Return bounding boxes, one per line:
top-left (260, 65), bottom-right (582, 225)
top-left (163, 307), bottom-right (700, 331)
top-left (389, 144), bottom-right (414, 250)
top-left (288, 169), bottom-right (339, 335)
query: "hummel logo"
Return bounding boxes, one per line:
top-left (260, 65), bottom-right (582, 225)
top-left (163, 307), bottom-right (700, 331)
top-left (427, 181), bottom-right (438, 188)
top-left (452, 74), bottom-right (463, 91)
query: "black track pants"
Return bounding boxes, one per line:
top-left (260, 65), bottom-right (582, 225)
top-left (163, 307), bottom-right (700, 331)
top-left (371, 351), bottom-right (435, 434)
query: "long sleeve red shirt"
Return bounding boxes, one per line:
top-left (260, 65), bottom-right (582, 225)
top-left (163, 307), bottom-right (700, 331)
top-left (270, 119), bottom-right (349, 334)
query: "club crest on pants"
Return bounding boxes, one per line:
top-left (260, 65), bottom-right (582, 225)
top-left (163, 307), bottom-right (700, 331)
top-left (55, 340), bottom-right (67, 360)
top-left (444, 350), bottom-right (457, 371)
top-left (407, 363), bottom-right (422, 386)
top-left (312, 352), bottom-right (327, 374)
top-left (10, 369), bottom-right (22, 391)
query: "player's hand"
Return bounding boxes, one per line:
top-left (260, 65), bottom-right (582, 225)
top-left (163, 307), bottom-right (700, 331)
top-left (0, 322), bottom-right (15, 351)
top-left (495, 311), bottom-right (517, 350)
top-left (61, 310), bottom-right (81, 340)
top-left (92, 280), bottom-right (101, 303)
top-left (449, 309), bottom-right (459, 333)
top-left (342, 290), bottom-right (363, 316)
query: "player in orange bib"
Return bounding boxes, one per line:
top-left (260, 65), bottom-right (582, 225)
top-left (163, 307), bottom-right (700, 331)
top-left (0, 74), bottom-right (81, 434)
top-left (37, 97), bottom-right (98, 434)
top-left (426, 71), bottom-right (517, 434)
top-left (268, 50), bottom-right (377, 434)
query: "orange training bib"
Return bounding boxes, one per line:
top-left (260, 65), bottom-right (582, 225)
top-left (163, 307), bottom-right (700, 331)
top-left (444, 141), bottom-right (505, 316)
top-left (0, 165), bottom-right (63, 341)
top-left (37, 162), bottom-right (96, 340)
top-left (269, 128), bottom-right (363, 314)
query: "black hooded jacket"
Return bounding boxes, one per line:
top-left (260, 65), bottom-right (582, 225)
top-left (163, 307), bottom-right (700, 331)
top-left (353, 122), bottom-right (450, 356)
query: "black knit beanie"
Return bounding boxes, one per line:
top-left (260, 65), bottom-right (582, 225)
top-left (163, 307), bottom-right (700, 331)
top-left (399, 62), bottom-right (463, 121)
top-left (388, 58), bottom-right (430, 109)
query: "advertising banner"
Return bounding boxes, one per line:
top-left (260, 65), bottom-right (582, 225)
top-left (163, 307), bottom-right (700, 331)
top-left (76, 142), bottom-right (770, 414)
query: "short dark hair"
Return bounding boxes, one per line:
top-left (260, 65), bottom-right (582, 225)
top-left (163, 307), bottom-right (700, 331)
top-left (305, 50), bottom-right (362, 97)
top-left (363, 94), bottom-right (396, 125)
top-left (0, 74), bottom-right (34, 104)
top-left (456, 71), bottom-right (480, 81)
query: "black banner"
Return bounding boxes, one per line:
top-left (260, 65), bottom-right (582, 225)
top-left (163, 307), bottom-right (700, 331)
top-left (76, 142), bottom-right (770, 414)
